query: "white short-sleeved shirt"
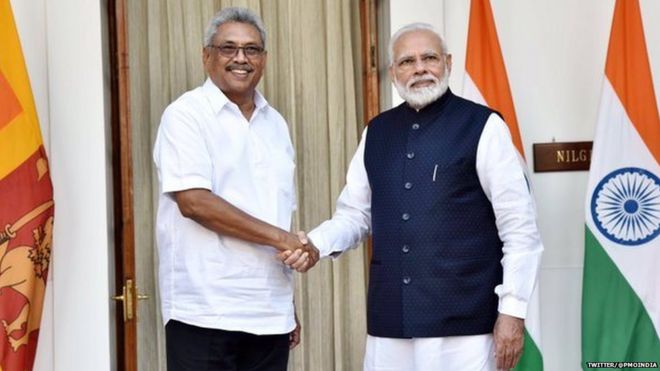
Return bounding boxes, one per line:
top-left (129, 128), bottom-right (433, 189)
top-left (153, 78), bottom-right (297, 335)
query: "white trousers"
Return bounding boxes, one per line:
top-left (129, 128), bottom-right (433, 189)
top-left (363, 334), bottom-right (496, 371)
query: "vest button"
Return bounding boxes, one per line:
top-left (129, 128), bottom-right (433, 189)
top-left (402, 245), bottom-right (410, 253)
top-left (401, 213), bottom-right (410, 221)
top-left (404, 182), bottom-right (413, 190)
top-left (412, 123), bottom-right (420, 130)
top-left (403, 276), bottom-right (411, 285)
top-left (406, 152), bottom-right (415, 159)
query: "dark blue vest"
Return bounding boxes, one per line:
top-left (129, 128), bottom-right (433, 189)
top-left (364, 90), bottom-right (503, 338)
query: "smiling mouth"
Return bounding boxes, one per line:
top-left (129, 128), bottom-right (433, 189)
top-left (410, 80), bottom-right (435, 88)
top-left (226, 65), bottom-right (254, 76)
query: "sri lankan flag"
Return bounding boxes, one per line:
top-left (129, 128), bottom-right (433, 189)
top-left (0, 1), bottom-right (55, 370)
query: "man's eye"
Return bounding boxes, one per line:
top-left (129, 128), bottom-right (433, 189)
top-left (245, 46), bottom-right (262, 55)
top-left (423, 55), bottom-right (439, 62)
top-left (399, 59), bottom-right (414, 66)
top-left (220, 45), bottom-right (238, 53)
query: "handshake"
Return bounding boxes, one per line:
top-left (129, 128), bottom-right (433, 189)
top-left (276, 231), bottom-right (320, 273)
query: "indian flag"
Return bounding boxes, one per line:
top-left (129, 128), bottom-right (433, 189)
top-left (582, 0), bottom-right (660, 368)
top-left (461, 0), bottom-right (543, 370)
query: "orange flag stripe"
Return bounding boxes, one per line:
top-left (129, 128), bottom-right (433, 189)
top-left (0, 118), bottom-right (43, 179)
top-left (0, 71), bottom-right (22, 129)
top-left (605, 0), bottom-right (660, 163)
top-left (0, 0), bottom-right (44, 179)
top-left (465, 0), bottom-right (525, 158)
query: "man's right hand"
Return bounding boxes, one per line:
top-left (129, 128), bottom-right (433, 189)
top-left (278, 231), bottom-right (319, 272)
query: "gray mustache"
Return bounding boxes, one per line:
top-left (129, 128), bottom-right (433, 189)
top-left (226, 64), bottom-right (254, 72)
top-left (407, 75), bottom-right (438, 88)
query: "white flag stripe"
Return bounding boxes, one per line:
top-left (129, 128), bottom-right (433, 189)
top-left (463, 74), bottom-right (487, 106)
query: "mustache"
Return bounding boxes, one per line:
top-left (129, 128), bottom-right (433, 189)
top-left (406, 74), bottom-right (439, 89)
top-left (225, 63), bottom-right (254, 72)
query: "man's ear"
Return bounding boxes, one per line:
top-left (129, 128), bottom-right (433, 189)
top-left (202, 47), bottom-right (211, 66)
top-left (445, 53), bottom-right (453, 74)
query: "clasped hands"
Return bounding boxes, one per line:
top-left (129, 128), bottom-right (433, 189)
top-left (277, 231), bottom-right (319, 272)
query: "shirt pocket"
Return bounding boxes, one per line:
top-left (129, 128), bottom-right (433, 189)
top-left (269, 147), bottom-right (296, 214)
top-left (271, 152), bottom-right (295, 193)
top-left (431, 158), bottom-right (477, 190)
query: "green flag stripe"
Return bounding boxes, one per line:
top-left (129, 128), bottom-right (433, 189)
top-left (582, 226), bottom-right (660, 370)
top-left (514, 328), bottom-right (543, 370)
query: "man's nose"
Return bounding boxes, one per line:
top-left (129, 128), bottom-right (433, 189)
top-left (233, 48), bottom-right (248, 62)
top-left (413, 59), bottom-right (427, 74)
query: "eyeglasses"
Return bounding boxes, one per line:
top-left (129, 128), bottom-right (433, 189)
top-left (207, 44), bottom-right (265, 58)
top-left (395, 53), bottom-right (445, 71)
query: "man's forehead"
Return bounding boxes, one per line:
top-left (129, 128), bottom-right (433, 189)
top-left (214, 22), bottom-right (262, 43)
top-left (396, 48), bottom-right (441, 59)
top-left (393, 30), bottom-right (442, 54)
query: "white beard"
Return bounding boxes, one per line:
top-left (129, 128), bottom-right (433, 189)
top-left (394, 66), bottom-right (450, 110)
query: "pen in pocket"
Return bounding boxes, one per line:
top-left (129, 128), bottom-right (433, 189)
top-left (432, 164), bottom-right (438, 182)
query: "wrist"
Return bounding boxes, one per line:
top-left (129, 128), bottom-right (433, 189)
top-left (271, 230), bottom-right (289, 251)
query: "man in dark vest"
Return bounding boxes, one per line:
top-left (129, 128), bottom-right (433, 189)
top-left (282, 22), bottom-right (543, 370)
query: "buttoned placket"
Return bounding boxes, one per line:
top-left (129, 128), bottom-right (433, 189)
top-left (400, 118), bottom-right (421, 325)
top-left (224, 103), bottom-right (269, 224)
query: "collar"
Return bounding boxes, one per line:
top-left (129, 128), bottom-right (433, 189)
top-left (402, 88), bottom-right (454, 117)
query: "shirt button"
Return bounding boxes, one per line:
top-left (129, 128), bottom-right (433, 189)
top-left (412, 123), bottom-right (420, 130)
top-left (406, 152), bottom-right (415, 159)
top-left (403, 276), bottom-right (411, 285)
top-left (401, 213), bottom-right (410, 221)
top-left (402, 245), bottom-right (410, 253)
top-left (404, 182), bottom-right (413, 190)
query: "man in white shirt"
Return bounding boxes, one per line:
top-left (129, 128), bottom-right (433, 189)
top-left (153, 7), bottom-right (318, 371)
top-left (282, 23), bottom-right (543, 371)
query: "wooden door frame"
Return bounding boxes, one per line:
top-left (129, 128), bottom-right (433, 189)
top-left (108, 0), bottom-right (137, 370)
top-left (360, 0), bottom-right (381, 124)
top-left (107, 1), bottom-right (381, 369)
top-left (360, 0), bottom-right (380, 262)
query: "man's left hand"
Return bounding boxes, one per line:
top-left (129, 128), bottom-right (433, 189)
top-left (493, 313), bottom-right (524, 370)
top-left (289, 313), bottom-right (301, 349)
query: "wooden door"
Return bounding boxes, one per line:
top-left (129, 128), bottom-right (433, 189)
top-left (108, 0), bottom-right (139, 369)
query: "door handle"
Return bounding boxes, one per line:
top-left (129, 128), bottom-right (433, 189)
top-left (112, 279), bottom-right (151, 322)
top-left (136, 285), bottom-right (149, 301)
top-left (111, 279), bottom-right (133, 322)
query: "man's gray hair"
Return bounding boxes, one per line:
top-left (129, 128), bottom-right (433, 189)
top-left (204, 7), bottom-right (267, 48)
top-left (388, 23), bottom-right (448, 66)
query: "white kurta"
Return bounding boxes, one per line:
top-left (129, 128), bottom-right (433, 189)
top-left (309, 111), bottom-right (543, 370)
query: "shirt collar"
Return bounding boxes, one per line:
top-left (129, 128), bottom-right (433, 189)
top-left (253, 89), bottom-right (268, 112)
top-left (202, 78), bottom-right (269, 115)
